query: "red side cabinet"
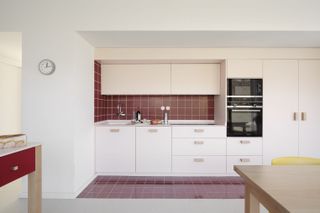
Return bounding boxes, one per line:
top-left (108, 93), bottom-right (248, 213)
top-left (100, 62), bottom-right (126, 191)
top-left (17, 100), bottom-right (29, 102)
top-left (0, 148), bottom-right (35, 187)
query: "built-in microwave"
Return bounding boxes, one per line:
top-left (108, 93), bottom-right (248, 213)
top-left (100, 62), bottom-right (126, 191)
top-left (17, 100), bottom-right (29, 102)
top-left (227, 79), bottom-right (262, 97)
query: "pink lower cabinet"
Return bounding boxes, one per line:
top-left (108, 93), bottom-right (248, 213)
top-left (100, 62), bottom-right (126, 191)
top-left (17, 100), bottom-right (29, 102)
top-left (136, 127), bottom-right (172, 173)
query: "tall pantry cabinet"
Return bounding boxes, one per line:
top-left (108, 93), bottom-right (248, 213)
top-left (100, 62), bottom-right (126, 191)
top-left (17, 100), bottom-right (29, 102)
top-left (263, 60), bottom-right (320, 164)
top-left (298, 61), bottom-right (320, 157)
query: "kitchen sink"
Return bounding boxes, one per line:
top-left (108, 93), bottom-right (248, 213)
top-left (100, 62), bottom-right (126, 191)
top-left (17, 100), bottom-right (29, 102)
top-left (101, 120), bottom-right (133, 126)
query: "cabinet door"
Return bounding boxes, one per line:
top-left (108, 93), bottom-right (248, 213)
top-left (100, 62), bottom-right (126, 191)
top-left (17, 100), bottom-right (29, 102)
top-left (299, 60), bottom-right (320, 157)
top-left (263, 60), bottom-right (299, 164)
top-left (228, 60), bottom-right (263, 78)
top-left (171, 64), bottom-right (220, 94)
top-left (136, 127), bottom-right (171, 173)
top-left (101, 64), bottom-right (171, 95)
top-left (95, 126), bottom-right (135, 173)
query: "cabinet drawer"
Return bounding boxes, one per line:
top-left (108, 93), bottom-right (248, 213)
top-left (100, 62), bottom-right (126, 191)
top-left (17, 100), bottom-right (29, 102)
top-left (172, 126), bottom-right (226, 138)
top-left (227, 156), bottom-right (262, 174)
top-left (172, 156), bottom-right (226, 173)
top-left (172, 138), bottom-right (226, 155)
top-left (0, 148), bottom-right (35, 187)
top-left (227, 138), bottom-right (262, 155)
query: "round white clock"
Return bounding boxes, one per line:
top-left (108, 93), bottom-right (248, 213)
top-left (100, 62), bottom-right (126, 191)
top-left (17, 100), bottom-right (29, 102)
top-left (39, 59), bottom-right (56, 75)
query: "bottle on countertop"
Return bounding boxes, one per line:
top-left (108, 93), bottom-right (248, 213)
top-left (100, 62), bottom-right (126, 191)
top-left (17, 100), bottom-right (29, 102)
top-left (135, 110), bottom-right (141, 122)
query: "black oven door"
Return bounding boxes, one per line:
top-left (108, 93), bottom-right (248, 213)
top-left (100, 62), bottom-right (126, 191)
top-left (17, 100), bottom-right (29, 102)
top-left (227, 108), bottom-right (262, 137)
top-left (227, 79), bottom-right (263, 96)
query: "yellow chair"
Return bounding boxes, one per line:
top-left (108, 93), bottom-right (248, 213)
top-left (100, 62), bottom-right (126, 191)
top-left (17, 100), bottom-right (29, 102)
top-left (272, 156), bottom-right (320, 165)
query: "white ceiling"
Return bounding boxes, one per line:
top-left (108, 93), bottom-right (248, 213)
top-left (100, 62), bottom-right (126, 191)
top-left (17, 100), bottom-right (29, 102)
top-left (79, 31), bottom-right (320, 48)
top-left (0, 32), bottom-right (22, 64)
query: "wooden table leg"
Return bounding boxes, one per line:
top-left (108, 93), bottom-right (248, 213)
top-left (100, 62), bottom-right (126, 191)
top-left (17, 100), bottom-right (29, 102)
top-left (28, 146), bottom-right (42, 213)
top-left (245, 184), bottom-right (260, 213)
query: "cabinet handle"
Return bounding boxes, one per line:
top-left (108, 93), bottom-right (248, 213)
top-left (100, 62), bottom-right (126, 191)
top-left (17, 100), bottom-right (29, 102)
top-left (194, 129), bottom-right (204, 133)
top-left (193, 158), bottom-right (204, 163)
top-left (240, 158), bottom-right (250, 163)
top-left (301, 112), bottom-right (306, 121)
top-left (293, 112), bottom-right (297, 121)
top-left (240, 140), bottom-right (250, 144)
top-left (194, 141), bottom-right (204, 145)
top-left (110, 129), bottom-right (120, 133)
top-left (11, 165), bottom-right (19, 171)
top-left (148, 129), bottom-right (158, 133)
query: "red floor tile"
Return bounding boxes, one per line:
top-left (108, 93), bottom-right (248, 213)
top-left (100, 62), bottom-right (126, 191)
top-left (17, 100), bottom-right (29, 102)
top-left (77, 176), bottom-right (244, 199)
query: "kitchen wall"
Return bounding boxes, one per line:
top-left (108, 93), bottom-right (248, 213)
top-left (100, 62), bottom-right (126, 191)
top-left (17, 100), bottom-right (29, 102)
top-left (20, 31), bottom-right (95, 199)
top-left (94, 61), bottom-right (214, 122)
top-left (0, 60), bottom-right (21, 211)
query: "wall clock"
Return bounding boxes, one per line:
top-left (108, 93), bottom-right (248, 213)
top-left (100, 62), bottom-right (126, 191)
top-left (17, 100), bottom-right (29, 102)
top-left (39, 59), bottom-right (56, 75)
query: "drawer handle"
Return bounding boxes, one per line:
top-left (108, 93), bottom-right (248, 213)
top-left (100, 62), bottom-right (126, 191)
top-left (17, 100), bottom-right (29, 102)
top-left (194, 141), bottom-right (204, 145)
top-left (11, 165), bottom-right (19, 171)
top-left (193, 158), bottom-right (204, 163)
top-left (240, 140), bottom-right (250, 144)
top-left (148, 129), bottom-right (158, 133)
top-left (240, 158), bottom-right (250, 163)
top-left (194, 129), bottom-right (204, 133)
top-left (110, 129), bottom-right (120, 133)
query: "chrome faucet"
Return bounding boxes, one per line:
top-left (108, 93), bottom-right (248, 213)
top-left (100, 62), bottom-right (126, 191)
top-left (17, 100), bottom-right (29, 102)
top-left (164, 111), bottom-right (169, 125)
top-left (116, 104), bottom-right (126, 118)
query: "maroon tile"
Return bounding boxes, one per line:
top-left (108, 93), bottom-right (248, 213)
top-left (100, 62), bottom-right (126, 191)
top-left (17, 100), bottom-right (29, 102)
top-left (77, 176), bottom-right (244, 199)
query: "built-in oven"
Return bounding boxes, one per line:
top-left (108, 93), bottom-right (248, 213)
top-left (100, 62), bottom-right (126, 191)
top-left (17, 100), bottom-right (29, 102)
top-left (227, 105), bottom-right (262, 137)
top-left (227, 79), bottom-right (262, 97)
top-left (227, 78), bottom-right (263, 137)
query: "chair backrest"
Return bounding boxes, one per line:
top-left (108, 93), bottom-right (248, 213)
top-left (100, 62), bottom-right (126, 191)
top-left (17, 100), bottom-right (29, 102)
top-left (272, 157), bottom-right (320, 165)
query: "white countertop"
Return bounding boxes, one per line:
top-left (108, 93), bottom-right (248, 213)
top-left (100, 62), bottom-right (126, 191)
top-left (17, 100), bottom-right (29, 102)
top-left (95, 120), bottom-right (224, 127)
top-left (0, 143), bottom-right (40, 157)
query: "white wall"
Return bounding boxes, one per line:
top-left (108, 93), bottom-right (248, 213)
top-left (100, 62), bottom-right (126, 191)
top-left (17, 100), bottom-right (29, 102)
top-left (72, 34), bottom-right (95, 193)
top-left (0, 60), bottom-right (21, 211)
top-left (0, 61), bottom-right (21, 134)
top-left (21, 31), bottom-right (95, 198)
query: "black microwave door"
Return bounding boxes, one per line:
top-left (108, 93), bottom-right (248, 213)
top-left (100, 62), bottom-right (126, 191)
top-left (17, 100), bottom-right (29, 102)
top-left (228, 79), bottom-right (262, 96)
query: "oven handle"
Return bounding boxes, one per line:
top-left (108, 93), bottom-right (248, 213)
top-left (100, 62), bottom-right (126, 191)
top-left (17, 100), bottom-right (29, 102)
top-left (227, 106), bottom-right (263, 108)
top-left (231, 109), bottom-right (262, 112)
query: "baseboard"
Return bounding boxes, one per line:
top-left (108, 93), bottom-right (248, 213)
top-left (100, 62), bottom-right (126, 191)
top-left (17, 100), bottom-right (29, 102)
top-left (96, 172), bottom-right (238, 177)
top-left (20, 191), bottom-right (75, 199)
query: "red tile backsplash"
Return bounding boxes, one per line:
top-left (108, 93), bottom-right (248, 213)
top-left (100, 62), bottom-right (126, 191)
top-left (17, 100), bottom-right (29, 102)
top-left (94, 61), bottom-right (214, 122)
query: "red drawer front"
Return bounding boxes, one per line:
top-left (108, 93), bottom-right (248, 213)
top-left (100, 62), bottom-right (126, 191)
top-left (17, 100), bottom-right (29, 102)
top-left (0, 148), bottom-right (35, 187)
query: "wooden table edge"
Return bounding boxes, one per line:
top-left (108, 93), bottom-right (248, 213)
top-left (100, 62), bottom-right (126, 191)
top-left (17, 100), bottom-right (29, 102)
top-left (234, 165), bottom-right (290, 213)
